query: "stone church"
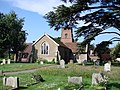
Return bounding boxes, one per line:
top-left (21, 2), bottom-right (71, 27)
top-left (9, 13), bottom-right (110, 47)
top-left (32, 27), bottom-right (78, 63)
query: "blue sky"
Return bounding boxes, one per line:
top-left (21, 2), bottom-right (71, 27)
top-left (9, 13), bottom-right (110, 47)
top-left (0, 0), bottom-right (119, 47)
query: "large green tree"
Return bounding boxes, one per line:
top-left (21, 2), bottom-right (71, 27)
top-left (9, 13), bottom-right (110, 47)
top-left (0, 11), bottom-right (27, 61)
top-left (45, 0), bottom-right (120, 44)
top-left (111, 42), bottom-right (120, 60)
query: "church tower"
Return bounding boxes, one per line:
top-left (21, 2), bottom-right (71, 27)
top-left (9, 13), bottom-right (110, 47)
top-left (61, 27), bottom-right (74, 43)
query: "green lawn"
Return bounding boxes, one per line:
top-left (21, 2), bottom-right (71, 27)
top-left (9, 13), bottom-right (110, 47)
top-left (0, 63), bottom-right (120, 90)
top-left (0, 63), bottom-right (53, 72)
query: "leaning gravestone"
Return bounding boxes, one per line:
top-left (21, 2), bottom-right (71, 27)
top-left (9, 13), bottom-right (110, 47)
top-left (68, 76), bottom-right (82, 84)
top-left (104, 63), bottom-right (111, 72)
top-left (92, 73), bottom-right (104, 85)
top-left (60, 59), bottom-right (65, 68)
top-left (7, 59), bottom-right (11, 64)
top-left (3, 77), bottom-right (19, 89)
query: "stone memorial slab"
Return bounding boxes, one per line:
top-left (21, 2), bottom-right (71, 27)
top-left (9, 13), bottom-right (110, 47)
top-left (60, 59), bottom-right (65, 68)
top-left (3, 77), bottom-right (19, 89)
top-left (92, 73), bottom-right (104, 85)
top-left (68, 76), bottom-right (82, 84)
top-left (104, 63), bottom-right (111, 72)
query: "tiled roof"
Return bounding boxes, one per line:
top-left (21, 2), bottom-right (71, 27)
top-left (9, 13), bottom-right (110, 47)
top-left (48, 35), bottom-right (67, 48)
top-left (64, 42), bottom-right (78, 53)
top-left (23, 43), bottom-right (32, 54)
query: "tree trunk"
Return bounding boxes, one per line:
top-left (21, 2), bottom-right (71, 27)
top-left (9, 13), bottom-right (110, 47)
top-left (14, 51), bottom-right (19, 62)
top-left (8, 48), bottom-right (11, 59)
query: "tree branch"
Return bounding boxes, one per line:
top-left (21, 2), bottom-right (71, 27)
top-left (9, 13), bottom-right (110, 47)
top-left (109, 37), bottom-right (120, 42)
top-left (99, 32), bottom-right (120, 36)
top-left (71, 5), bottom-right (120, 14)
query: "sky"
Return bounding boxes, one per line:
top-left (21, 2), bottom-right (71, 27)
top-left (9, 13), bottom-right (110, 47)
top-left (0, 0), bottom-right (119, 47)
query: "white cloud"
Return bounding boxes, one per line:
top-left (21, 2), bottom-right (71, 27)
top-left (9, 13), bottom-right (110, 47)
top-left (3, 0), bottom-right (71, 15)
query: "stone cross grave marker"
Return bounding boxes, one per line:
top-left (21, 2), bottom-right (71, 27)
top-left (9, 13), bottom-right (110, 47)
top-left (68, 76), bottom-right (82, 84)
top-left (92, 73), bottom-right (104, 85)
top-left (104, 63), bottom-right (111, 72)
top-left (3, 76), bottom-right (19, 89)
top-left (60, 59), bottom-right (65, 68)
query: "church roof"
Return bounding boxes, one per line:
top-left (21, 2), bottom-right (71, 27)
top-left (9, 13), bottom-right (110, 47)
top-left (32, 33), bottom-right (67, 48)
top-left (22, 43), bottom-right (32, 54)
top-left (64, 42), bottom-right (78, 53)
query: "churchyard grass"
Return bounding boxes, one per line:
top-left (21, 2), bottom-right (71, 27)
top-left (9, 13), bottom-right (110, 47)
top-left (0, 63), bottom-right (52, 72)
top-left (0, 63), bottom-right (120, 90)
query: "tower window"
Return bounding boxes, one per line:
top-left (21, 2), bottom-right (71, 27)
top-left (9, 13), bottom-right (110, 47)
top-left (65, 33), bottom-right (68, 38)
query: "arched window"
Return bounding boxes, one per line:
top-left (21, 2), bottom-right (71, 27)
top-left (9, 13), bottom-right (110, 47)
top-left (41, 42), bottom-right (49, 54)
top-left (65, 33), bottom-right (68, 38)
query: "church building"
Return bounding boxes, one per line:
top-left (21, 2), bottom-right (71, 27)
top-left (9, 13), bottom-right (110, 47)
top-left (32, 27), bottom-right (78, 63)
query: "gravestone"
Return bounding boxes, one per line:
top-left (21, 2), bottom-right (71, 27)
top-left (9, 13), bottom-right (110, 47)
top-left (78, 54), bottom-right (87, 65)
top-left (60, 59), bottom-right (65, 68)
top-left (104, 63), bottom-right (111, 72)
top-left (3, 59), bottom-right (6, 64)
top-left (7, 59), bottom-right (11, 64)
top-left (40, 61), bottom-right (44, 64)
top-left (92, 73), bottom-right (104, 85)
top-left (69, 60), bottom-right (73, 64)
top-left (3, 77), bottom-right (19, 89)
top-left (68, 76), bottom-right (82, 84)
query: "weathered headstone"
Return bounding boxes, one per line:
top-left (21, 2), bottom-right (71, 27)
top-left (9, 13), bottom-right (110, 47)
top-left (78, 54), bottom-right (87, 65)
top-left (40, 61), bottom-right (44, 64)
top-left (92, 73), bottom-right (104, 85)
top-left (68, 76), bottom-right (82, 84)
top-left (3, 59), bottom-right (6, 64)
top-left (60, 59), bottom-right (65, 68)
top-left (7, 59), bottom-right (11, 64)
top-left (3, 77), bottom-right (19, 89)
top-left (104, 63), bottom-right (111, 72)
top-left (69, 60), bottom-right (73, 64)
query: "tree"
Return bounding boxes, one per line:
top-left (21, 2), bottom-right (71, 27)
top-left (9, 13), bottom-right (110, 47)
top-left (44, 0), bottom-right (120, 44)
top-left (0, 11), bottom-right (27, 61)
top-left (94, 41), bottom-right (112, 64)
top-left (111, 43), bottom-right (120, 60)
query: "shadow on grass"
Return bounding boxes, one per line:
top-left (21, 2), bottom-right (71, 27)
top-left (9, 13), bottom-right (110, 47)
top-left (107, 82), bottom-right (120, 89)
top-left (111, 62), bottom-right (120, 66)
top-left (19, 86), bottom-right (28, 89)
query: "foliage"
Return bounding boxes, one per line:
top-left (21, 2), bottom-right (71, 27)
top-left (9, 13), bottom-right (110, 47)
top-left (0, 11), bottom-right (27, 60)
top-left (111, 42), bottom-right (120, 59)
top-left (94, 41), bottom-right (112, 62)
top-left (44, 0), bottom-right (120, 44)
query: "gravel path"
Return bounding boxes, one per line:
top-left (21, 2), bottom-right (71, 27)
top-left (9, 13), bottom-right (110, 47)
top-left (1, 65), bottom-right (59, 75)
